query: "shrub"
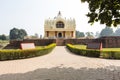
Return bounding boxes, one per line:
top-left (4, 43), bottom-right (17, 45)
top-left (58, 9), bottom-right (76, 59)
top-left (66, 44), bottom-right (120, 59)
top-left (101, 51), bottom-right (120, 59)
top-left (66, 44), bottom-right (100, 57)
top-left (0, 43), bottom-right (56, 61)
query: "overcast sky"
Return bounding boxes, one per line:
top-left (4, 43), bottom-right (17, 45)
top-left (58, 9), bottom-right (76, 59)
top-left (0, 0), bottom-right (117, 36)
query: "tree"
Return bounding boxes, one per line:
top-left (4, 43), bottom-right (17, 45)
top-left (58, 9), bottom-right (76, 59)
top-left (10, 28), bottom-right (27, 40)
top-left (18, 29), bottom-right (27, 39)
top-left (34, 33), bottom-right (39, 38)
top-left (95, 31), bottom-right (100, 38)
top-left (0, 34), bottom-right (7, 40)
top-left (86, 32), bottom-right (94, 38)
top-left (10, 28), bottom-right (19, 40)
top-left (30, 33), bottom-right (39, 39)
top-left (76, 31), bottom-right (85, 38)
top-left (40, 35), bottom-right (42, 39)
top-left (114, 28), bottom-right (120, 36)
top-left (100, 27), bottom-right (114, 37)
top-left (81, 0), bottom-right (120, 27)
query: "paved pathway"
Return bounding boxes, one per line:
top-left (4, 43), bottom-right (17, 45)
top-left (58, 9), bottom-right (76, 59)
top-left (0, 46), bottom-right (120, 80)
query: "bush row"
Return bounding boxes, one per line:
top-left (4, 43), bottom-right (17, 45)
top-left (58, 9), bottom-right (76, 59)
top-left (66, 44), bottom-right (120, 59)
top-left (66, 44), bottom-right (100, 57)
top-left (101, 51), bottom-right (120, 59)
top-left (0, 43), bottom-right (56, 61)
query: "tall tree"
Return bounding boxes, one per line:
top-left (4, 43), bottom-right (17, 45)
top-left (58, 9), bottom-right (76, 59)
top-left (18, 29), bottom-right (27, 39)
top-left (76, 31), bottom-right (85, 38)
top-left (100, 27), bottom-right (114, 37)
top-left (10, 28), bottom-right (19, 40)
top-left (86, 32), bottom-right (94, 38)
top-left (114, 28), bottom-right (120, 36)
top-left (10, 28), bottom-right (27, 40)
top-left (30, 33), bottom-right (39, 39)
top-left (40, 35), bottom-right (42, 39)
top-left (0, 34), bottom-right (7, 40)
top-left (81, 0), bottom-right (120, 27)
top-left (95, 31), bottom-right (100, 38)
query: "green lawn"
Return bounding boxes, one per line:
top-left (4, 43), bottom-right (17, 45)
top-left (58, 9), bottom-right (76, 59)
top-left (74, 45), bottom-right (120, 51)
top-left (102, 48), bottom-right (120, 51)
top-left (3, 46), bottom-right (45, 50)
top-left (74, 45), bottom-right (86, 49)
top-left (35, 46), bottom-right (46, 49)
top-left (0, 40), bottom-right (9, 49)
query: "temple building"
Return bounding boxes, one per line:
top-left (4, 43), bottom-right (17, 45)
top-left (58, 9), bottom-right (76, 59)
top-left (44, 11), bottom-right (76, 39)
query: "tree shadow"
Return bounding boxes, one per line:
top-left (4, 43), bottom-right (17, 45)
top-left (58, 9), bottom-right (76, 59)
top-left (0, 66), bottom-right (120, 80)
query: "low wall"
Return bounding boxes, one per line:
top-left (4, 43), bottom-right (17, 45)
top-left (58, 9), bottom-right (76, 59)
top-left (65, 39), bottom-right (100, 45)
top-left (9, 39), bottom-right (99, 47)
top-left (9, 39), bottom-right (56, 48)
top-left (7, 36), bottom-right (120, 48)
top-left (100, 36), bottom-right (120, 48)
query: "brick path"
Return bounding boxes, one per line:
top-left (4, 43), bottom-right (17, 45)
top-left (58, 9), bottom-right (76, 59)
top-left (0, 46), bottom-right (120, 80)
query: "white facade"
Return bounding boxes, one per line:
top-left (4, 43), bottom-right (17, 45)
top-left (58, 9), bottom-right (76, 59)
top-left (44, 11), bottom-right (76, 39)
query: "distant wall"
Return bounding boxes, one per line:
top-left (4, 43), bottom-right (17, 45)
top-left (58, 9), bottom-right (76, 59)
top-left (7, 36), bottom-right (120, 48)
top-left (65, 37), bottom-right (120, 48)
top-left (100, 36), bottom-right (120, 48)
top-left (65, 39), bottom-right (100, 45)
top-left (9, 39), bottom-right (99, 47)
top-left (9, 39), bottom-right (56, 48)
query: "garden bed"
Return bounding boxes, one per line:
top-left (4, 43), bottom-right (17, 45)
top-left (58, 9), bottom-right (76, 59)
top-left (66, 44), bottom-right (120, 59)
top-left (0, 43), bottom-right (56, 61)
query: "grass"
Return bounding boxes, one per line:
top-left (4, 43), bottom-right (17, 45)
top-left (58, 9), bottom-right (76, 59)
top-left (35, 46), bottom-right (46, 49)
top-left (102, 48), bottom-right (120, 51)
top-left (74, 44), bottom-right (120, 51)
top-left (0, 40), bottom-right (9, 49)
top-left (74, 45), bottom-right (86, 49)
top-left (2, 46), bottom-right (45, 50)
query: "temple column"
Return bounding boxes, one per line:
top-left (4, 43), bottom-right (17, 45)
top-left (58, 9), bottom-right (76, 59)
top-left (71, 31), bottom-right (73, 37)
top-left (63, 31), bottom-right (65, 38)
top-left (55, 31), bottom-right (57, 38)
top-left (46, 31), bottom-right (49, 37)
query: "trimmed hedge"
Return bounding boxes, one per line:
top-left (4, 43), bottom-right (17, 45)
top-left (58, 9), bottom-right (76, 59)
top-left (66, 44), bottom-right (120, 59)
top-left (101, 51), bottom-right (120, 59)
top-left (0, 43), bottom-right (56, 61)
top-left (66, 44), bottom-right (100, 57)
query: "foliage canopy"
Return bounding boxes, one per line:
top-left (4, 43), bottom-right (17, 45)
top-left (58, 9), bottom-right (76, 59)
top-left (100, 27), bottom-right (113, 37)
top-left (76, 31), bottom-right (85, 38)
top-left (0, 34), bottom-right (7, 40)
top-left (114, 28), bottom-right (120, 36)
top-left (81, 0), bottom-right (120, 27)
top-left (9, 28), bottom-right (27, 40)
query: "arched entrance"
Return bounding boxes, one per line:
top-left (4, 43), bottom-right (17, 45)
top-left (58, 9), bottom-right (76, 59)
top-left (58, 32), bottom-right (62, 38)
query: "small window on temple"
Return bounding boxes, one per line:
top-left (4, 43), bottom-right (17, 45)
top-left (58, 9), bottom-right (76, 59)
top-left (56, 21), bottom-right (64, 28)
